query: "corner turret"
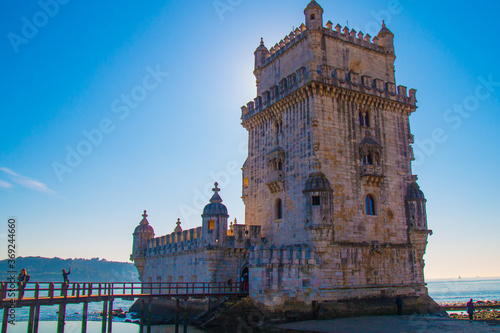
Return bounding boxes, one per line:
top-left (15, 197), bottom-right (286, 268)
top-left (304, 0), bottom-right (324, 30)
top-left (131, 210), bottom-right (155, 280)
top-left (376, 20), bottom-right (395, 55)
top-left (405, 179), bottom-right (427, 230)
top-left (376, 20), bottom-right (396, 81)
top-left (303, 167), bottom-right (334, 252)
top-left (254, 38), bottom-right (269, 70)
top-left (202, 182), bottom-right (229, 246)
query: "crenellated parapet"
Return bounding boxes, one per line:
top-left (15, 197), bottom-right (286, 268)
top-left (241, 67), bottom-right (417, 126)
top-left (144, 222), bottom-right (263, 257)
top-left (262, 22), bottom-right (386, 70)
top-left (146, 226), bottom-right (202, 257)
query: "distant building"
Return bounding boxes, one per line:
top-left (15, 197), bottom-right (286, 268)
top-left (131, 0), bottom-right (432, 310)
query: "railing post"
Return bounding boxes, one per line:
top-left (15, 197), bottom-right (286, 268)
top-left (34, 283), bottom-right (40, 300)
top-left (2, 303), bottom-right (9, 332)
top-left (49, 283), bottom-right (54, 299)
top-left (88, 283), bottom-right (92, 297)
top-left (99, 283), bottom-right (102, 297)
top-left (76, 283), bottom-right (80, 298)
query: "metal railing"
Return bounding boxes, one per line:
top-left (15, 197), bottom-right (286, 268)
top-left (0, 281), bottom-right (248, 307)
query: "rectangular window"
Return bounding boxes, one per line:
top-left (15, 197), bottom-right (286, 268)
top-left (312, 195), bottom-right (320, 206)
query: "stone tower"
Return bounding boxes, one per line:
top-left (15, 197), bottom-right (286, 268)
top-left (241, 0), bottom-right (432, 308)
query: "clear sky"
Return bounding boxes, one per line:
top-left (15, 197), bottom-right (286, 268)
top-left (1, 0), bottom-right (499, 279)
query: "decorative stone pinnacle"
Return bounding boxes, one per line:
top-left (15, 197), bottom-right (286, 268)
top-left (212, 182), bottom-right (220, 194)
top-left (174, 218), bottom-right (182, 232)
top-left (142, 210), bottom-right (148, 218)
top-left (382, 20), bottom-right (386, 28)
top-left (234, 218), bottom-right (238, 224)
top-left (260, 37), bottom-right (264, 45)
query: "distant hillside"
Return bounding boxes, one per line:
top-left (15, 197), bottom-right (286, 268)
top-left (0, 257), bottom-right (139, 282)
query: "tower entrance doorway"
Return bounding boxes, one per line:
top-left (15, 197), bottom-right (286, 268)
top-left (240, 266), bottom-right (249, 292)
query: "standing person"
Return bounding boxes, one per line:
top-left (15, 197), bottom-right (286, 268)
top-left (395, 296), bottom-right (403, 315)
top-left (17, 268), bottom-right (30, 298)
top-left (466, 298), bottom-right (475, 322)
top-left (62, 268), bottom-right (71, 284)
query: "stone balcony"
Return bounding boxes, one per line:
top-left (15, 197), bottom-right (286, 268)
top-left (266, 170), bottom-right (285, 193)
top-left (360, 165), bottom-right (384, 186)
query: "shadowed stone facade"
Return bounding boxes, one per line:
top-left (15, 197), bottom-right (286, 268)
top-left (131, 0), bottom-right (433, 312)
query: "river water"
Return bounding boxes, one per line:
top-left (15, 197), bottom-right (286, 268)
top-left (2, 277), bottom-right (499, 331)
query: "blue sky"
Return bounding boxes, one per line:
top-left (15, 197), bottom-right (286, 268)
top-left (1, 0), bottom-right (499, 279)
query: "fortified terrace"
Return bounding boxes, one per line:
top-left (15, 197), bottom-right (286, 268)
top-left (130, 0), bottom-right (441, 322)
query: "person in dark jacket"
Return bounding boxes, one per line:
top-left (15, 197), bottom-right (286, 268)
top-left (466, 298), bottom-right (474, 322)
top-left (395, 296), bottom-right (403, 315)
top-left (62, 268), bottom-right (71, 284)
top-left (17, 268), bottom-right (29, 298)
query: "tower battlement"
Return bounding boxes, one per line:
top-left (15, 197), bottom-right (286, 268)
top-left (262, 22), bottom-right (385, 70)
top-left (242, 68), bottom-right (417, 126)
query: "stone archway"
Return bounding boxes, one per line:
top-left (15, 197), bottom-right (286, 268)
top-left (240, 266), bottom-right (249, 292)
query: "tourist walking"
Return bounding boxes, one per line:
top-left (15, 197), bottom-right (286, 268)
top-left (62, 268), bottom-right (71, 284)
top-left (466, 298), bottom-right (474, 322)
top-left (395, 296), bottom-right (403, 315)
top-left (17, 268), bottom-right (30, 298)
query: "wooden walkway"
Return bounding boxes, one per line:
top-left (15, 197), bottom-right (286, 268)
top-left (0, 281), bottom-right (248, 333)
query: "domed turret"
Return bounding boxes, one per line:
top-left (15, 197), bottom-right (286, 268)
top-left (303, 172), bottom-right (332, 192)
top-left (303, 171), bottom-right (334, 252)
top-left (254, 38), bottom-right (269, 70)
top-left (405, 181), bottom-right (427, 229)
top-left (304, 0), bottom-right (324, 29)
top-left (202, 183), bottom-right (229, 246)
top-left (406, 182), bottom-right (425, 200)
top-left (377, 20), bottom-right (395, 55)
top-left (133, 210), bottom-right (155, 236)
top-left (203, 183), bottom-right (229, 216)
top-left (131, 210), bottom-right (155, 280)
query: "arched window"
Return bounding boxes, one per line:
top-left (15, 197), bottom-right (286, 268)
top-left (274, 119), bottom-right (283, 135)
top-left (310, 14), bottom-right (315, 20)
top-left (365, 195), bottom-right (376, 215)
top-left (243, 177), bottom-right (249, 188)
top-left (276, 199), bottom-right (283, 219)
top-left (312, 195), bottom-right (320, 206)
top-left (278, 160), bottom-right (283, 171)
top-left (362, 153), bottom-right (373, 165)
top-left (364, 113), bottom-right (370, 127)
top-left (359, 111), bottom-right (371, 127)
top-left (208, 220), bottom-right (215, 230)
